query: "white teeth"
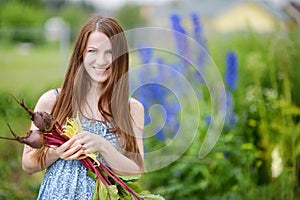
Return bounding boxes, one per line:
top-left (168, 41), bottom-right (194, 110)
top-left (93, 67), bottom-right (106, 72)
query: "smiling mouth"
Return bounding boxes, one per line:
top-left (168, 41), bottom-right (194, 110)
top-left (92, 66), bottom-right (110, 72)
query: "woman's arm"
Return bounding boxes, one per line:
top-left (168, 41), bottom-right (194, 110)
top-left (23, 136), bottom-right (84, 174)
top-left (77, 98), bottom-right (144, 176)
top-left (22, 89), bottom-right (85, 174)
top-left (22, 90), bottom-right (59, 174)
top-left (22, 144), bottom-right (58, 174)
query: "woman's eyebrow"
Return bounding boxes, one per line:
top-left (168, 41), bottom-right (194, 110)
top-left (86, 46), bottom-right (97, 49)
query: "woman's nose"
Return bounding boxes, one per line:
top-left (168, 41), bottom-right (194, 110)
top-left (95, 53), bottom-right (107, 66)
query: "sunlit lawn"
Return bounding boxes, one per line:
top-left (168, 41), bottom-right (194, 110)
top-left (0, 44), bottom-right (65, 94)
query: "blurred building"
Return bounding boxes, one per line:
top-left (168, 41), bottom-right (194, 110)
top-left (63, 0), bottom-right (299, 33)
top-left (148, 0), bottom-right (294, 33)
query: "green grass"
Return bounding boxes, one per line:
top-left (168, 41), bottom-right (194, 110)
top-left (0, 44), bottom-right (66, 94)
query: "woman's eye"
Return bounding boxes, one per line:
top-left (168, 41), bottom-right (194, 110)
top-left (106, 50), bottom-right (112, 55)
top-left (88, 49), bottom-right (96, 53)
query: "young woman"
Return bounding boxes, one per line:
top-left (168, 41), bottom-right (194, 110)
top-left (22, 16), bottom-right (144, 199)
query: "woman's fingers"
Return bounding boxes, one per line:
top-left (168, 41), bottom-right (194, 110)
top-left (64, 147), bottom-right (84, 160)
top-left (60, 144), bottom-right (84, 160)
top-left (56, 137), bottom-right (84, 160)
top-left (58, 136), bottom-right (77, 152)
top-left (76, 131), bottom-right (102, 154)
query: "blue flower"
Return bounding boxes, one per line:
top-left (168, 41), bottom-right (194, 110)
top-left (170, 13), bottom-right (187, 35)
top-left (132, 83), bottom-right (154, 126)
top-left (170, 13), bottom-right (189, 62)
top-left (205, 115), bottom-right (211, 126)
top-left (224, 91), bottom-right (237, 130)
top-left (224, 151), bottom-right (230, 159)
top-left (154, 126), bottom-right (166, 142)
top-left (190, 13), bottom-right (208, 84)
top-left (190, 12), bottom-right (206, 48)
top-left (164, 98), bottom-right (180, 138)
top-left (173, 171), bottom-right (181, 177)
top-left (143, 144), bottom-right (148, 153)
top-left (138, 47), bottom-right (153, 64)
top-left (225, 51), bottom-right (238, 90)
top-left (134, 12), bottom-right (214, 147)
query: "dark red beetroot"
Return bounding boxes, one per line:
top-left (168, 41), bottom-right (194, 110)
top-left (0, 124), bottom-right (44, 149)
top-left (0, 95), bottom-right (68, 149)
top-left (10, 95), bottom-right (56, 132)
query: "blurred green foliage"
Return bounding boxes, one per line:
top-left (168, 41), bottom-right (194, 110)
top-left (0, 1), bottom-right (45, 27)
top-left (0, 91), bottom-right (42, 199)
top-left (57, 4), bottom-right (92, 41)
top-left (0, 0), bottom-right (92, 44)
top-left (0, 0), bottom-right (44, 7)
top-left (139, 30), bottom-right (300, 199)
top-left (0, 1), bottom-right (46, 43)
top-left (115, 3), bottom-right (147, 30)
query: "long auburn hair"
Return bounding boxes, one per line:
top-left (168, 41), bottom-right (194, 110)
top-left (35, 16), bottom-right (143, 170)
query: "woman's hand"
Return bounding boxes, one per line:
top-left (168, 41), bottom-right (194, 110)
top-left (75, 131), bottom-right (103, 154)
top-left (53, 136), bottom-right (85, 160)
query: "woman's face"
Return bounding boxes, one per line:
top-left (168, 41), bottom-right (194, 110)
top-left (83, 31), bottom-right (112, 86)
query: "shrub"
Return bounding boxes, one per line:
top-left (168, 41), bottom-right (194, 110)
top-left (0, 1), bottom-right (46, 44)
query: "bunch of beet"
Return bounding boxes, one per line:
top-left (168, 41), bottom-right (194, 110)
top-left (0, 95), bottom-right (142, 200)
top-left (0, 95), bottom-right (65, 148)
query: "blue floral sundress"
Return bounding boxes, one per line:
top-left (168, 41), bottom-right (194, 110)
top-left (37, 116), bottom-right (119, 200)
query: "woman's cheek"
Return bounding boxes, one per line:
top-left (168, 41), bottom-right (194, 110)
top-left (84, 53), bottom-right (96, 66)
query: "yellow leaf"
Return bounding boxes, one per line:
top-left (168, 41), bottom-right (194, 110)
top-left (63, 115), bottom-right (83, 138)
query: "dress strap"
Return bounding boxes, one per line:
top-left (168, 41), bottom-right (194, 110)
top-left (53, 88), bottom-right (59, 96)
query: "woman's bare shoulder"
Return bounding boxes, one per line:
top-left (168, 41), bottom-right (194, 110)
top-left (129, 98), bottom-right (144, 129)
top-left (129, 98), bottom-right (144, 113)
top-left (34, 89), bottom-right (59, 113)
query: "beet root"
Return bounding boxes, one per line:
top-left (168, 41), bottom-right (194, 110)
top-left (20, 129), bottom-right (45, 149)
top-left (10, 95), bottom-right (56, 132)
top-left (31, 111), bottom-right (56, 133)
top-left (0, 124), bottom-right (45, 149)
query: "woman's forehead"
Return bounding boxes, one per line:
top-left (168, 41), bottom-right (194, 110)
top-left (87, 31), bottom-right (112, 49)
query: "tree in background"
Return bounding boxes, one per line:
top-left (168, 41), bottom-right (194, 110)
top-left (0, 0), bottom-right (94, 44)
top-left (115, 3), bottom-right (148, 30)
top-left (0, 0), bottom-right (47, 44)
top-left (57, 4), bottom-right (94, 41)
